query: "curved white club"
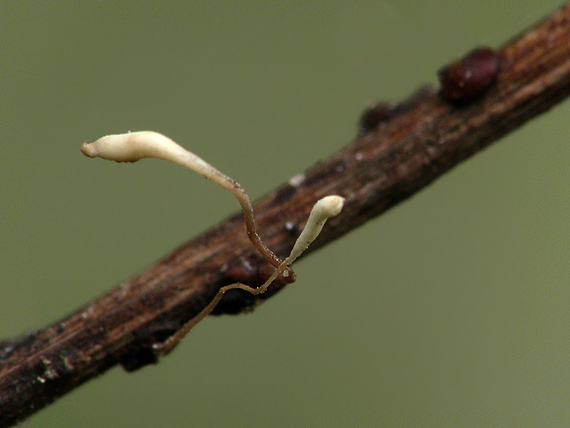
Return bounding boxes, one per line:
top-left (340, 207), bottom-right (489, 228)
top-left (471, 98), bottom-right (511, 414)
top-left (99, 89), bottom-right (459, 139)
top-left (82, 131), bottom-right (282, 270)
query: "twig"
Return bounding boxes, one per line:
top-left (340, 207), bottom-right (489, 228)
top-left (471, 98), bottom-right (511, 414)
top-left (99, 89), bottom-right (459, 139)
top-left (2, 3), bottom-right (570, 426)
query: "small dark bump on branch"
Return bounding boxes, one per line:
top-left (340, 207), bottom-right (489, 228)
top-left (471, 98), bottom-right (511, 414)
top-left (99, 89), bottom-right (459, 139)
top-left (358, 102), bottom-right (398, 134)
top-left (438, 47), bottom-right (501, 102)
top-left (357, 86), bottom-right (433, 135)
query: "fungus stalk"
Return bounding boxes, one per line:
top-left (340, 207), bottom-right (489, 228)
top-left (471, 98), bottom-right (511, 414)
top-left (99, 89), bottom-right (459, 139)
top-left (82, 131), bottom-right (344, 354)
top-left (82, 131), bottom-right (288, 276)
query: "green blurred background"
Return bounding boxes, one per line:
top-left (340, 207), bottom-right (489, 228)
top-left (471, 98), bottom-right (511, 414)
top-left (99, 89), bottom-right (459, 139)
top-left (2, 1), bottom-right (570, 427)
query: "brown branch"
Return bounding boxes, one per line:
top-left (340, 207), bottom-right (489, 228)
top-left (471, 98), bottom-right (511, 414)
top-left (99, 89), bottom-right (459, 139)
top-left (2, 4), bottom-right (570, 426)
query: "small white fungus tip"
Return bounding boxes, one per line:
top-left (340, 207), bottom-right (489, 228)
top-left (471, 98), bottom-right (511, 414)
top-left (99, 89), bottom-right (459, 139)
top-left (311, 195), bottom-right (345, 222)
top-left (284, 194), bottom-right (344, 264)
top-left (81, 131), bottom-right (161, 163)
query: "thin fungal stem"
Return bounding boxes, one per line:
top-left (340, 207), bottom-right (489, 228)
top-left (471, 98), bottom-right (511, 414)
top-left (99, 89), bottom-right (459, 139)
top-left (174, 147), bottom-right (285, 272)
top-left (154, 282), bottom-right (259, 356)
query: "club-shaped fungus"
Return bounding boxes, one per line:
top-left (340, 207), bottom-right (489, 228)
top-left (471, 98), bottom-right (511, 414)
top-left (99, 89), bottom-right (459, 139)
top-left (82, 131), bottom-right (344, 354)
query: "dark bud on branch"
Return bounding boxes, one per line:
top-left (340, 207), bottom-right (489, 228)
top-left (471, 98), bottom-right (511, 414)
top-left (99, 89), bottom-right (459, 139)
top-left (438, 47), bottom-right (500, 102)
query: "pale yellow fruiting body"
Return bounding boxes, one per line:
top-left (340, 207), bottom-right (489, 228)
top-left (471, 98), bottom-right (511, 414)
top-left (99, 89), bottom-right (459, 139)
top-left (287, 195), bottom-right (344, 262)
top-left (82, 131), bottom-right (283, 272)
top-left (82, 130), bottom-right (344, 355)
top-left (82, 131), bottom-right (231, 188)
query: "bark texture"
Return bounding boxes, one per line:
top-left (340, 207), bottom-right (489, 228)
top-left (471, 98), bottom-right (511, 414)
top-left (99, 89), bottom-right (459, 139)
top-left (2, 4), bottom-right (570, 426)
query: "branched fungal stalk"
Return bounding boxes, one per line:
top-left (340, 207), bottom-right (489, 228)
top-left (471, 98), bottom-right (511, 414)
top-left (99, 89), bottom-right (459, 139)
top-left (82, 131), bottom-right (344, 354)
top-left (155, 194), bottom-right (344, 355)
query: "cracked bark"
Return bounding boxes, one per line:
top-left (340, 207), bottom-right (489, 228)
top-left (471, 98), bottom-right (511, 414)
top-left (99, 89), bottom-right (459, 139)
top-left (2, 3), bottom-right (570, 426)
